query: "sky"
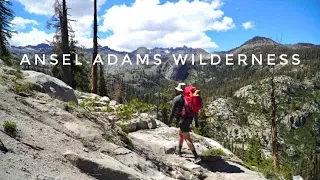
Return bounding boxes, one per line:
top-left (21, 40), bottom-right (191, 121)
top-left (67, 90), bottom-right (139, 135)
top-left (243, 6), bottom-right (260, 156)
top-left (8, 0), bottom-right (320, 52)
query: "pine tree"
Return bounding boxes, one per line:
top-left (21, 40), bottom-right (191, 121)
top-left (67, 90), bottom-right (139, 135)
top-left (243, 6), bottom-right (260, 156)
top-left (270, 66), bottom-right (280, 170)
top-left (0, 0), bottom-right (14, 60)
top-left (47, 0), bottom-right (74, 87)
top-left (98, 65), bottom-right (107, 96)
top-left (91, 0), bottom-right (98, 94)
top-left (60, 0), bottom-right (73, 87)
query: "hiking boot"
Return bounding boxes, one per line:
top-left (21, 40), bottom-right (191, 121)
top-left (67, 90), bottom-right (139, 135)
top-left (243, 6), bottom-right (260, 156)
top-left (176, 150), bottom-right (182, 157)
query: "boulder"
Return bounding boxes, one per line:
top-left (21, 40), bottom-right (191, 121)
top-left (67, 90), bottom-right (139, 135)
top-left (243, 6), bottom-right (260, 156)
top-left (155, 120), bottom-right (168, 128)
top-left (135, 119), bottom-right (149, 130)
top-left (117, 121), bottom-right (137, 132)
top-left (99, 96), bottom-right (110, 103)
top-left (23, 71), bottom-right (78, 103)
top-left (148, 119), bottom-right (157, 129)
top-left (0, 59), bottom-right (4, 66)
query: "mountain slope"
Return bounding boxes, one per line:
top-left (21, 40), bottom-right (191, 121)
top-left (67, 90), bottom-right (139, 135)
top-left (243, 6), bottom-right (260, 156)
top-left (0, 64), bottom-right (266, 180)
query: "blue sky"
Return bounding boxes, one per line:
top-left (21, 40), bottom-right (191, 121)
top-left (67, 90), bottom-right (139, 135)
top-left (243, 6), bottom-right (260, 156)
top-left (9, 0), bottom-right (320, 51)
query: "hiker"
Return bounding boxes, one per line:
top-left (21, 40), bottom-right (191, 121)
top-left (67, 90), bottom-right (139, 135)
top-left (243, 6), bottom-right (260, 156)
top-left (169, 83), bottom-right (201, 162)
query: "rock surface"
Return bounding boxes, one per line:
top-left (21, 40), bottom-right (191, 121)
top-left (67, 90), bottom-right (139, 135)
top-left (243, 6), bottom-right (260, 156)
top-left (0, 66), bottom-right (266, 180)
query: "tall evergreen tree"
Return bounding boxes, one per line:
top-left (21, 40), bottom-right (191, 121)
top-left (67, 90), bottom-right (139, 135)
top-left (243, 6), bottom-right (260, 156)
top-left (0, 0), bottom-right (14, 59)
top-left (98, 65), bottom-right (107, 96)
top-left (47, 0), bottom-right (74, 87)
top-left (60, 0), bottom-right (74, 87)
top-left (91, 0), bottom-right (98, 94)
top-left (270, 66), bottom-right (280, 170)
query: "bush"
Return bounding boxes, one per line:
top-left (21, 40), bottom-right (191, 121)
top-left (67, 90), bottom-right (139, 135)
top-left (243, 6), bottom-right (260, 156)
top-left (14, 69), bottom-right (23, 80)
top-left (115, 104), bottom-right (134, 120)
top-left (78, 97), bottom-right (98, 110)
top-left (64, 101), bottom-right (77, 111)
top-left (115, 99), bottom-right (152, 120)
top-left (1, 56), bottom-right (13, 66)
top-left (13, 81), bottom-right (34, 93)
top-left (202, 148), bottom-right (227, 157)
top-left (244, 138), bottom-right (262, 167)
top-left (103, 105), bottom-right (114, 113)
top-left (3, 121), bottom-right (17, 137)
top-left (258, 158), bottom-right (279, 179)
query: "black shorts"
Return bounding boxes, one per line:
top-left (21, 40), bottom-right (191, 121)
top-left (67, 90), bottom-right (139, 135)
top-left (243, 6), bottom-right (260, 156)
top-left (178, 117), bottom-right (193, 132)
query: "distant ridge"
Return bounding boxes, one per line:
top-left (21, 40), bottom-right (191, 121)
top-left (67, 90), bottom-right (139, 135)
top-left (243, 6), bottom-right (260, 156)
top-left (240, 36), bottom-right (278, 47)
top-left (229, 36), bottom-right (281, 54)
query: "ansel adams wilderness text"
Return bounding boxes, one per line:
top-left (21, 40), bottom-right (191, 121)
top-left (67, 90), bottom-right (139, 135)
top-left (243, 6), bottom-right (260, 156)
top-left (20, 53), bottom-right (301, 66)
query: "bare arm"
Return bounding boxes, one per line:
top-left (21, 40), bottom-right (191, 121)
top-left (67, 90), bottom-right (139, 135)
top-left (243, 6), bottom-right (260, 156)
top-left (169, 99), bottom-right (178, 125)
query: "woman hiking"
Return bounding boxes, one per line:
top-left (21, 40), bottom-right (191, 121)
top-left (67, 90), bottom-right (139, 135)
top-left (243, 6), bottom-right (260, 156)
top-left (169, 83), bottom-right (201, 163)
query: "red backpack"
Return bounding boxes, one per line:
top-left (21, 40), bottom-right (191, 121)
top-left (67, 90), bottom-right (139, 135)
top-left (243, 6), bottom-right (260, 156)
top-left (181, 86), bottom-right (203, 117)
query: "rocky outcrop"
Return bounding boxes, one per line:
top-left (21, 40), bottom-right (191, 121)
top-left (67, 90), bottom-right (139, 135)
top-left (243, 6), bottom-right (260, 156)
top-left (0, 63), bottom-right (273, 180)
top-left (0, 66), bottom-right (266, 180)
top-left (207, 98), bottom-right (235, 120)
top-left (129, 127), bottom-right (266, 180)
top-left (64, 151), bottom-right (148, 180)
top-left (23, 70), bottom-right (78, 103)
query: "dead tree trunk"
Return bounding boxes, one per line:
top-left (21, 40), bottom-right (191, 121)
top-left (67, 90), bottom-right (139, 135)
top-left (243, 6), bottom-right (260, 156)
top-left (60, 0), bottom-right (73, 87)
top-left (91, 0), bottom-right (98, 94)
top-left (270, 67), bottom-right (280, 170)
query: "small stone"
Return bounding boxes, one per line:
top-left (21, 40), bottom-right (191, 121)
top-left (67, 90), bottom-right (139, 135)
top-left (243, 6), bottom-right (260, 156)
top-left (109, 100), bottom-right (117, 106)
top-left (82, 148), bottom-right (89, 153)
top-left (148, 119), bottom-right (157, 129)
top-left (99, 96), bottom-right (110, 103)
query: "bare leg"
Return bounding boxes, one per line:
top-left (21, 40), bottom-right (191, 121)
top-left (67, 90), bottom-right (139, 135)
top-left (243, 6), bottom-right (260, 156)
top-left (178, 130), bottom-right (184, 146)
top-left (182, 132), bottom-right (196, 152)
top-left (177, 130), bottom-right (183, 155)
top-left (182, 132), bottom-right (199, 159)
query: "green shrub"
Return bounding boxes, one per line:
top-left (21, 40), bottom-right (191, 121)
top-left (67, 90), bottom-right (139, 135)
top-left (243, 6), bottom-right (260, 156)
top-left (258, 158), bottom-right (278, 179)
top-left (115, 99), bottom-right (153, 120)
top-left (13, 81), bottom-right (34, 93)
top-left (0, 75), bottom-right (9, 86)
top-left (115, 104), bottom-right (134, 120)
top-left (64, 101), bottom-right (77, 111)
top-left (202, 148), bottom-right (226, 157)
top-left (75, 93), bottom-right (81, 99)
top-left (14, 69), bottom-right (23, 80)
top-left (3, 121), bottom-right (17, 136)
top-left (244, 138), bottom-right (262, 167)
top-left (103, 105), bottom-right (114, 113)
top-left (78, 97), bottom-right (97, 110)
top-left (1, 56), bottom-right (13, 66)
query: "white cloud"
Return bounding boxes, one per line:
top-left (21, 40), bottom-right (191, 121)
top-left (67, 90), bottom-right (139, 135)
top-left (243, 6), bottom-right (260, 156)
top-left (11, 17), bottom-right (39, 30)
top-left (16, 0), bottom-right (107, 17)
top-left (99, 0), bottom-right (235, 51)
top-left (14, 0), bottom-right (236, 50)
top-left (242, 21), bottom-right (254, 30)
top-left (15, 0), bottom-right (107, 47)
top-left (9, 28), bottom-right (54, 46)
top-left (16, 0), bottom-right (55, 16)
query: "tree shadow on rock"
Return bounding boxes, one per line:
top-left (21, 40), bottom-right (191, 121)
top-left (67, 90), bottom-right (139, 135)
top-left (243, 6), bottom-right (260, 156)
top-left (200, 155), bottom-right (244, 173)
